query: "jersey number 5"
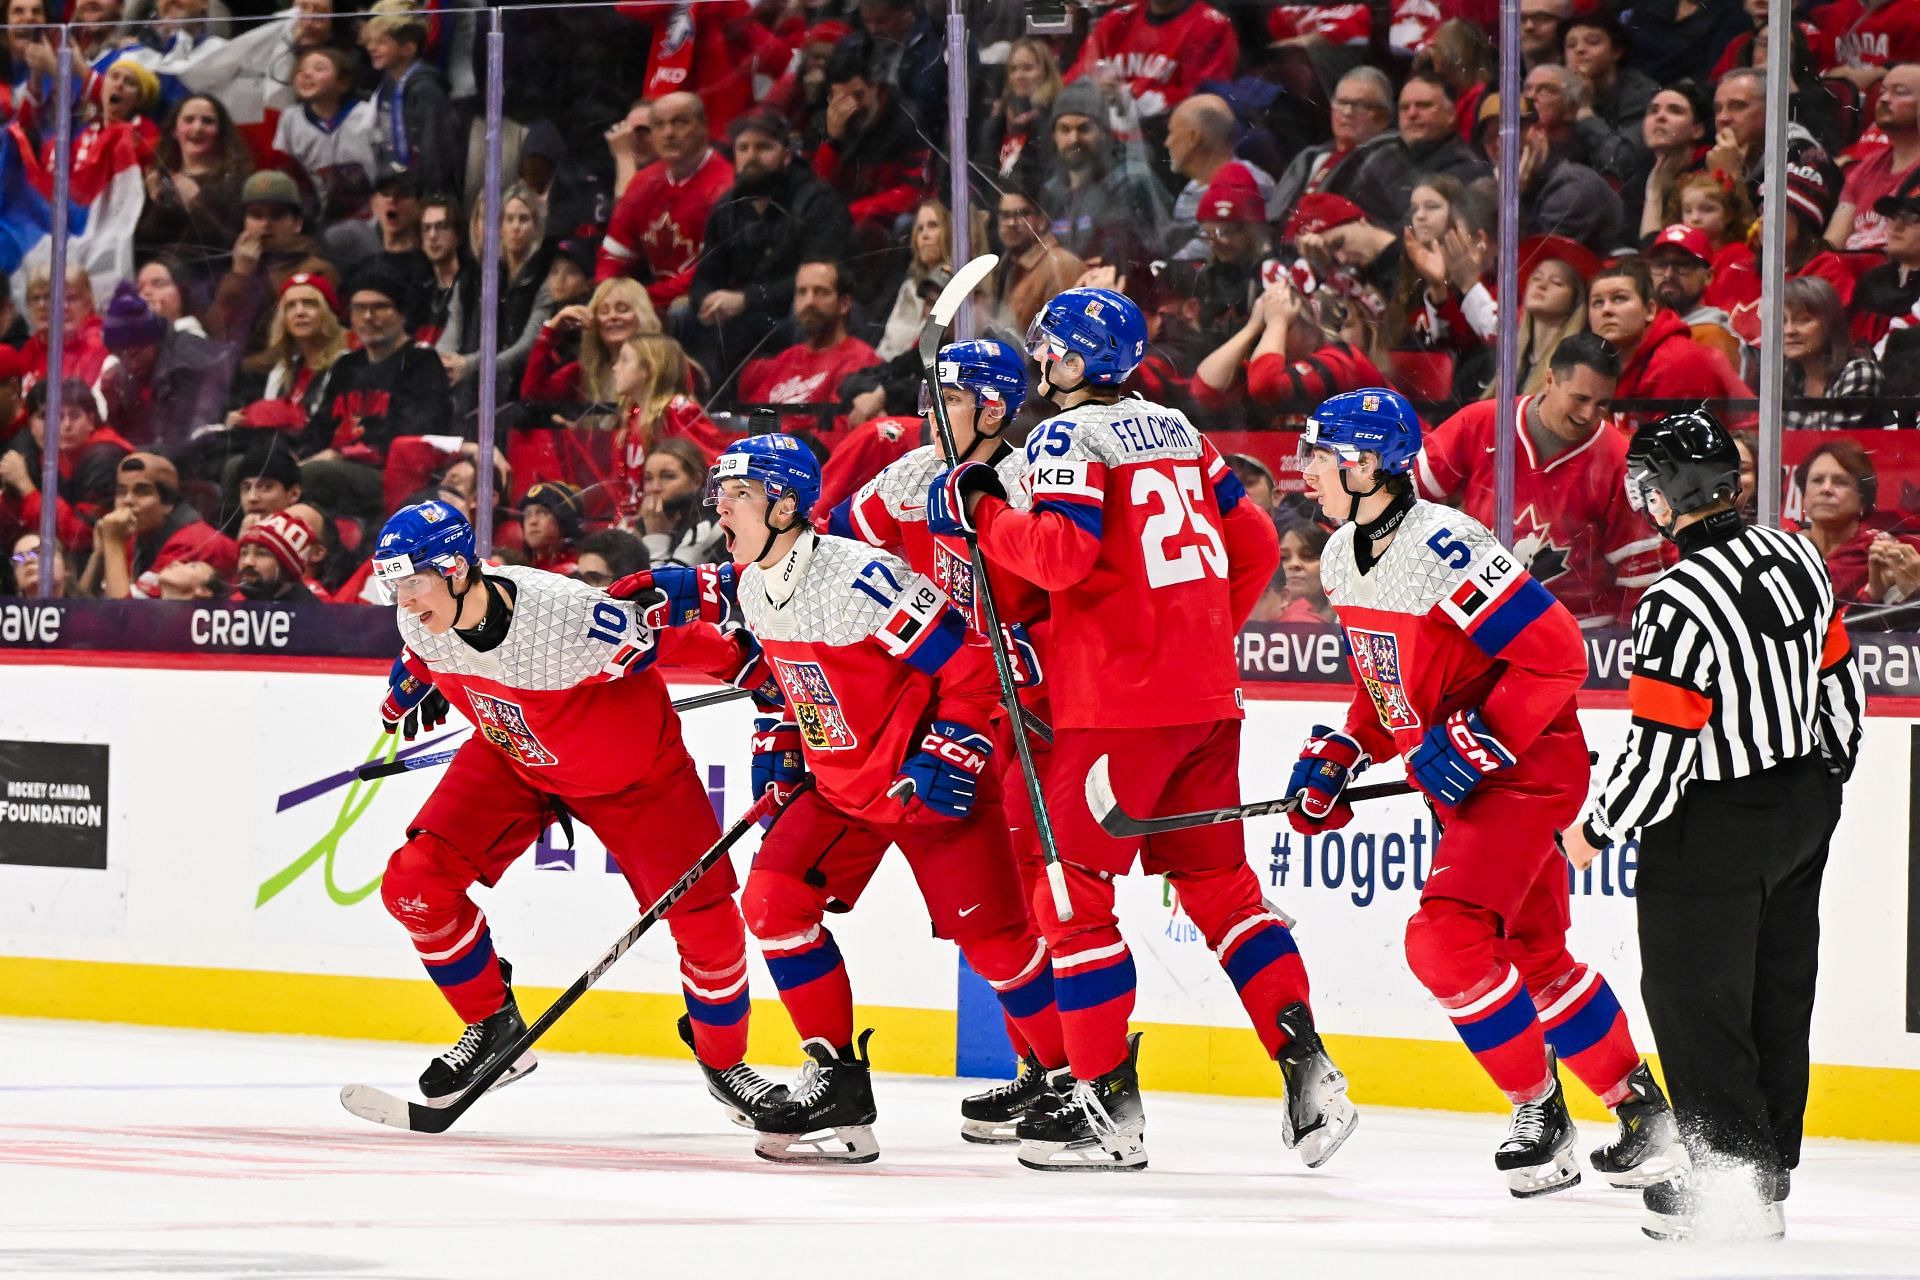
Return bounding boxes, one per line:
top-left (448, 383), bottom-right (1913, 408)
top-left (1136, 467), bottom-right (1227, 588)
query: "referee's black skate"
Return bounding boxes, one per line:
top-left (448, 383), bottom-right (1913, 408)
top-left (1275, 1002), bottom-right (1358, 1168)
top-left (419, 963), bottom-right (536, 1105)
top-left (753, 1029), bottom-right (878, 1164)
top-left (676, 1014), bottom-right (789, 1129)
top-left (1641, 1169), bottom-right (1786, 1242)
top-left (1496, 1059), bottom-right (1580, 1198)
top-left (1016, 1033), bottom-right (1146, 1171)
top-left (960, 1053), bottom-right (1071, 1144)
top-left (1590, 1061), bottom-right (1689, 1188)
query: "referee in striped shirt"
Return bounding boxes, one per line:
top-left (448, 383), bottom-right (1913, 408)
top-left (1561, 408), bottom-right (1864, 1243)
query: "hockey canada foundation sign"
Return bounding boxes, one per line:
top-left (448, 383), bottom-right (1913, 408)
top-left (0, 740), bottom-right (109, 869)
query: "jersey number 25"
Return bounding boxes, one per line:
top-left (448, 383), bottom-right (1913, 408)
top-left (1136, 466), bottom-right (1227, 588)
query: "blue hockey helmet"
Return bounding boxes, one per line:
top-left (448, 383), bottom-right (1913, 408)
top-left (372, 500), bottom-right (476, 588)
top-left (707, 432), bottom-right (822, 518)
top-left (1302, 388), bottom-right (1423, 476)
top-left (922, 338), bottom-right (1028, 417)
top-left (1025, 286), bottom-right (1147, 386)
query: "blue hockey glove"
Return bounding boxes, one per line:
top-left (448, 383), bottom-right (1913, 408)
top-left (750, 716), bottom-right (806, 821)
top-left (1285, 724), bottom-right (1367, 834)
top-left (889, 720), bottom-right (994, 821)
top-left (609, 563), bottom-right (737, 629)
top-left (728, 630), bottom-right (785, 710)
top-left (1003, 621), bottom-right (1042, 689)
top-left (1409, 708), bottom-right (1515, 807)
top-left (379, 656), bottom-right (449, 741)
top-left (926, 462), bottom-right (1006, 538)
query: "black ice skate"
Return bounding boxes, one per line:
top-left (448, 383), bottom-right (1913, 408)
top-left (1589, 1061), bottom-right (1689, 1188)
top-left (418, 963), bottom-right (536, 1105)
top-left (960, 1053), bottom-right (1072, 1145)
top-left (1641, 1169), bottom-right (1785, 1243)
top-left (1016, 1033), bottom-right (1147, 1171)
top-left (752, 1029), bottom-right (879, 1164)
top-left (1275, 1002), bottom-right (1359, 1169)
top-left (676, 1014), bottom-right (789, 1129)
top-left (1495, 1059), bottom-right (1580, 1198)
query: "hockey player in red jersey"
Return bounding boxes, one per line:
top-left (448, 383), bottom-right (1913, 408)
top-left (623, 435), bottom-right (1065, 1165)
top-left (370, 500), bottom-right (788, 1126)
top-left (1290, 387), bottom-right (1685, 1198)
top-left (826, 338), bottom-right (1067, 1140)
top-left (1417, 334), bottom-right (1665, 628)
top-left (929, 287), bottom-right (1357, 1172)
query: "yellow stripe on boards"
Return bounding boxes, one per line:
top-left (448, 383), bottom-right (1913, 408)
top-left (1, 956), bottom-right (1912, 1144)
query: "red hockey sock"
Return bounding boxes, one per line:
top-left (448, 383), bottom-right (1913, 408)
top-left (670, 899), bottom-right (752, 1069)
top-left (1035, 865), bottom-right (1134, 1079)
top-left (1406, 900), bottom-right (1553, 1103)
top-left (760, 925), bottom-right (853, 1048)
top-left (970, 937), bottom-right (1065, 1070)
top-left (1173, 865), bottom-right (1310, 1058)
top-left (381, 837), bottom-right (507, 1025)
top-left (1002, 1011), bottom-right (1034, 1062)
top-left (1534, 964), bottom-right (1641, 1106)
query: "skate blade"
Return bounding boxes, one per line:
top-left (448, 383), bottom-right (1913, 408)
top-left (960, 1117), bottom-right (1021, 1145)
top-left (1601, 1140), bottom-right (1692, 1189)
top-left (418, 1053), bottom-right (537, 1109)
top-left (752, 1124), bottom-right (879, 1165)
top-left (1296, 1096), bottom-right (1359, 1170)
top-left (1016, 1130), bottom-right (1148, 1172)
top-left (1505, 1148), bottom-right (1581, 1199)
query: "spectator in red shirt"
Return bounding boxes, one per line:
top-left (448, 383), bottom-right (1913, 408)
top-left (1196, 276), bottom-right (1387, 421)
top-left (1830, 62), bottom-right (1920, 250)
top-left (1588, 257), bottom-right (1753, 429)
top-left (83, 451), bottom-right (237, 599)
top-left (1729, 159), bottom-right (1857, 341)
top-left (608, 332), bottom-right (733, 521)
top-left (1065, 0), bottom-right (1240, 121)
top-left (814, 42), bottom-right (931, 252)
top-left (1813, 0), bottom-right (1920, 92)
top-left (737, 260), bottom-right (880, 432)
top-left (0, 378), bottom-right (128, 554)
top-left (1795, 438), bottom-right (1920, 600)
top-left (21, 260), bottom-right (110, 396)
top-left (597, 92), bottom-right (735, 313)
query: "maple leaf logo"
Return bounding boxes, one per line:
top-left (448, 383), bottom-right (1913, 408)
top-left (1510, 503), bottom-right (1571, 585)
top-left (641, 211), bottom-right (699, 274)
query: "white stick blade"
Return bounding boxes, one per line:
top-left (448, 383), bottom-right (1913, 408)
top-left (931, 254), bottom-right (999, 326)
top-left (340, 1083), bottom-right (415, 1130)
top-left (1083, 754), bottom-right (1120, 823)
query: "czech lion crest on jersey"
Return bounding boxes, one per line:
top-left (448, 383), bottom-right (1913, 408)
top-left (773, 657), bottom-right (857, 751)
top-left (1346, 626), bottom-right (1420, 732)
top-left (467, 692), bottom-right (560, 766)
top-left (932, 539), bottom-right (976, 624)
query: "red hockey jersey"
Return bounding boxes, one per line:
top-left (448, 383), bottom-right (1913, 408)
top-left (1417, 395), bottom-right (1665, 627)
top-left (737, 533), bottom-right (1001, 820)
top-left (1066, 0), bottom-right (1240, 119)
top-left (737, 337), bottom-right (880, 432)
top-left (973, 397), bottom-right (1279, 730)
top-left (394, 564), bottom-right (744, 796)
top-left (597, 148), bottom-right (735, 307)
top-left (1813, 0), bottom-right (1920, 71)
top-left (1319, 500), bottom-right (1591, 801)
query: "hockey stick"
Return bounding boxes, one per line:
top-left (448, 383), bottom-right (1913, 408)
top-left (354, 686), bottom-right (753, 780)
top-left (916, 253), bottom-right (1072, 922)
top-left (339, 777), bottom-right (807, 1134)
top-left (1083, 753), bottom-right (1417, 838)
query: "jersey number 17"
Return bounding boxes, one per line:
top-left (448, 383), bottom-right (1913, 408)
top-left (1136, 466), bottom-right (1227, 589)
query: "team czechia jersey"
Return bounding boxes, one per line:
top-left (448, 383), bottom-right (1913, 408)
top-left (739, 533), bottom-right (1000, 820)
top-left (396, 564), bottom-right (735, 796)
top-left (1320, 501), bottom-right (1591, 795)
top-left (974, 397), bottom-right (1278, 730)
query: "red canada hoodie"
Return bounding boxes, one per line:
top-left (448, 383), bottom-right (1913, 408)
top-left (1612, 308), bottom-right (1754, 430)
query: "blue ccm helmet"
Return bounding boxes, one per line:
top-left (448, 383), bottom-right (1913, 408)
top-left (923, 338), bottom-right (1029, 417)
top-left (707, 432), bottom-right (822, 518)
top-left (1025, 286), bottom-right (1147, 386)
top-left (1303, 388), bottom-right (1423, 482)
top-left (372, 499), bottom-right (476, 586)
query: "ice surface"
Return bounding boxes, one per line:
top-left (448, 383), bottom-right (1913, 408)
top-left (2, 1018), bottom-right (1917, 1279)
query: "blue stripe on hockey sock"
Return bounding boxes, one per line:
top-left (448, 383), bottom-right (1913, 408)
top-left (764, 935), bottom-right (845, 992)
top-left (1543, 979), bottom-right (1626, 1059)
top-left (1055, 953), bottom-right (1136, 1013)
top-left (995, 963), bottom-right (1057, 1020)
top-left (684, 986), bottom-right (751, 1027)
top-left (1222, 922), bottom-right (1299, 994)
top-left (1455, 983), bottom-right (1539, 1054)
top-left (424, 928), bottom-right (496, 989)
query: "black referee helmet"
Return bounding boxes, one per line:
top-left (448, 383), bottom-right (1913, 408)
top-left (1625, 407), bottom-right (1741, 525)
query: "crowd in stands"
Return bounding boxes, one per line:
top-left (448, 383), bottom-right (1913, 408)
top-left (3, 0), bottom-right (1920, 623)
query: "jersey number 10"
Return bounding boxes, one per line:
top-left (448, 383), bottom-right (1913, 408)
top-left (1136, 466), bottom-right (1227, 589)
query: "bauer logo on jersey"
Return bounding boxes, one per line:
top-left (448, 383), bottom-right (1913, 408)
top-left (467, 692), bottom-right (560, 766)
top-left (772, 657), bottom-right (857, 751)
top-left (1348, 626), bottom-right (1419, 732)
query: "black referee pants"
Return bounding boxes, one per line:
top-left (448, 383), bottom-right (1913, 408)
top-left (1634, 754), bottom-right (1840, 1184)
